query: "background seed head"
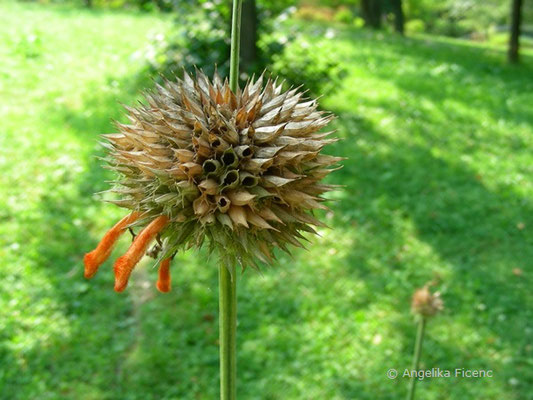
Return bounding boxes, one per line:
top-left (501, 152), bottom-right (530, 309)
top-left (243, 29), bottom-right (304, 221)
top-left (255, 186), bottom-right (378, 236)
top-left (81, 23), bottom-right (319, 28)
top-left (102, 71), bottom-right (341, 269)
top-left (411, 286), bottom-right (444, 318)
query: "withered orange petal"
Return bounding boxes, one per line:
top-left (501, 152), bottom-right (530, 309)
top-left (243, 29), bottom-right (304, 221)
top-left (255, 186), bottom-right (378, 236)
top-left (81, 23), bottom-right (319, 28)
top-left (156, 258), bottom-right (172, 293)
top-left (84, 250), bottom-right (108, 279)
top-left (113, 256), bottom-right (131, 292)
top-left (84, 211), bottom-right (142, 279)
top-left (113, 215), bottom-right (170, 292)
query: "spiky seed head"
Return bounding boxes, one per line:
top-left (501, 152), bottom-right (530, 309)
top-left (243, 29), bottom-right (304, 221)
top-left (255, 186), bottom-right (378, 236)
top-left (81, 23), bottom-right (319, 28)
top-left (411, 286), bottom-right (444, 318)
top-left (102, 71), bottom-right (341, 269)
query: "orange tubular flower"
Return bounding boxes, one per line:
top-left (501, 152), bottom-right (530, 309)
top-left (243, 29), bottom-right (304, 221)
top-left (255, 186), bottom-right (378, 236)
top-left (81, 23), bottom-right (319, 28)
top-left (84, 211), bottom-right (142, 279)
top-left (114, 215), bottom-right (170, 292)
top-left (156, 258), bottom-right (172, 293)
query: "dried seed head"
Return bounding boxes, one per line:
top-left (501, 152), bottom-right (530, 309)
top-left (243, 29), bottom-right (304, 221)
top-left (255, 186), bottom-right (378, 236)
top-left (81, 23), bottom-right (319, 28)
top-left (411, 286), bottom-right (444, 318)
top-left (95, 71), bottom-right (340, 276)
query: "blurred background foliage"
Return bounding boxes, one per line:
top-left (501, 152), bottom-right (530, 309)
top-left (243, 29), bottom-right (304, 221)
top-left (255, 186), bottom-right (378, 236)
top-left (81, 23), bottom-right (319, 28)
top-left (30, 0), bottom-right (533, 93)
top-left (1, 0), bottom-right (532, 399)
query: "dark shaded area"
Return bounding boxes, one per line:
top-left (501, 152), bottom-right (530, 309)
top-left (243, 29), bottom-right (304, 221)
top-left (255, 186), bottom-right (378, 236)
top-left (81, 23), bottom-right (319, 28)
top-left (509, 0), bottom-right (524, 63)
top-left (241, 0), bottom-right (258, 69)
top-left (361, 0), bottom-right (382, 29)
top-left (391, 0), bottom-right (404, 35)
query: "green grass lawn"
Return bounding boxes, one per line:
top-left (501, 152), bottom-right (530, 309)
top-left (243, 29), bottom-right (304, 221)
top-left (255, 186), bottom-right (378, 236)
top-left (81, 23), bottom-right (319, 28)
top-left (1, 2), bottom-right (532, 399)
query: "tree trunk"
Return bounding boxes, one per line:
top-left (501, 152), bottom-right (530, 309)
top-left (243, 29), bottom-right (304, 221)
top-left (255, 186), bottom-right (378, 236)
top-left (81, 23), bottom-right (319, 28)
top-left (392, 0), bottom-right (404, 35)
top-left (361, 0), bottom-right (382, 29)
top-left (240, 0), bottom-right (258, 71)
top-left (508, 0), bottom-right (523, 63)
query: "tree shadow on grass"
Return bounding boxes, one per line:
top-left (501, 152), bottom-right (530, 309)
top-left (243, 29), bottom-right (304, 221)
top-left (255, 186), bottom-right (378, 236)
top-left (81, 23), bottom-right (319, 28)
top-left (329, 111), bottom-right (532, 399)
top-left (319, 34), bottom-right (533, 392)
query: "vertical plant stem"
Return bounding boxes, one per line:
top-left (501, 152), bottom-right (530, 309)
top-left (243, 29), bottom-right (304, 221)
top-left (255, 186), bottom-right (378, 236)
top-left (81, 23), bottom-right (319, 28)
top-left (229, 0), bottom-right (243, 92)
top-left (219, 263), bottom-right (237, 400)
top-left (219, 4), bottom-right (241, 399)
top-left (407, 317), bottom-right (426, 400)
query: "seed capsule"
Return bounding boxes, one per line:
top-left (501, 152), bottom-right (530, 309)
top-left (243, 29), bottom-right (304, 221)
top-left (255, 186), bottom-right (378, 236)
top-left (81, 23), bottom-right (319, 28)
top-left (85, 71), bottom-right (339, 287)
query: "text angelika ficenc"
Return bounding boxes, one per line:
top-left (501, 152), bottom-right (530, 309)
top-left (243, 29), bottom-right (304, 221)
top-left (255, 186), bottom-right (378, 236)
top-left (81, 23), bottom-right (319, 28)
top-left (403, 368), bottom-right (493, 380)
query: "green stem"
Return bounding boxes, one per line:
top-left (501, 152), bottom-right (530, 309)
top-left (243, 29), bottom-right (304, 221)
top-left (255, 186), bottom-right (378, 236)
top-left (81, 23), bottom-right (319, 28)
top-left (407, 317), bottom-right (426, 400)
top-left (219, 263), bottom-right (237, 400)
top-left (229, 0), bottom-right (243, 92)
top-left (219, 4), bottom-right (241, 399)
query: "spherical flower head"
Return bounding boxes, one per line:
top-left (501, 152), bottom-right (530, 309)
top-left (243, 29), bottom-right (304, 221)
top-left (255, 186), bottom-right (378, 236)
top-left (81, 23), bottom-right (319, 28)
top-left (85, 71), bottom-right (341, 291)
top-left (411, 286), bottom-right (444, 318)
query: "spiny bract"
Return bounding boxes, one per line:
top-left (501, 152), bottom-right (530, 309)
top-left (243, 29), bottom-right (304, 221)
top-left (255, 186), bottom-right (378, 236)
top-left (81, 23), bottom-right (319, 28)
top-left (85, 71), bottom-right (341, 292)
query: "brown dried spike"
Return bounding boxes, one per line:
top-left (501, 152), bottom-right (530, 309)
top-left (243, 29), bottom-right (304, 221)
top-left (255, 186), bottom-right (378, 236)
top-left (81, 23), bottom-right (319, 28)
top-left (241, 158), bottom-right (273, 174)
top-left (253, 124), bottom-right (286, 144)
top-left (174, 149), bottom-right (195, 162)
top-left (198, 179), bottom-right (219, 195)
top-left (257, 207), bottom-right (284, 224)
top-left (258, 240), bottom-right (273, 263)
top-left (228, 205), bottom-right (249, 228)
top-left (236, 107), bottom-right (248, 129)
top-left (193, 196), bottom-right (211, 216)
top-left (247, 98), bottom-right (262, 123)
top-left (227, 190), bottom-right (256, 206)
top-left (255, 146), bottom-right (285, 159)
top-left (102, 133), bottom-right (132, 149)
top-left (215, 89), bottom-right (224, 105)
top-left (179, 162), bottom-right (203, 177)
top-left (245, 209), bottom-right (277, 231)
top-left (167, 167), bottom-right (189, 180)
